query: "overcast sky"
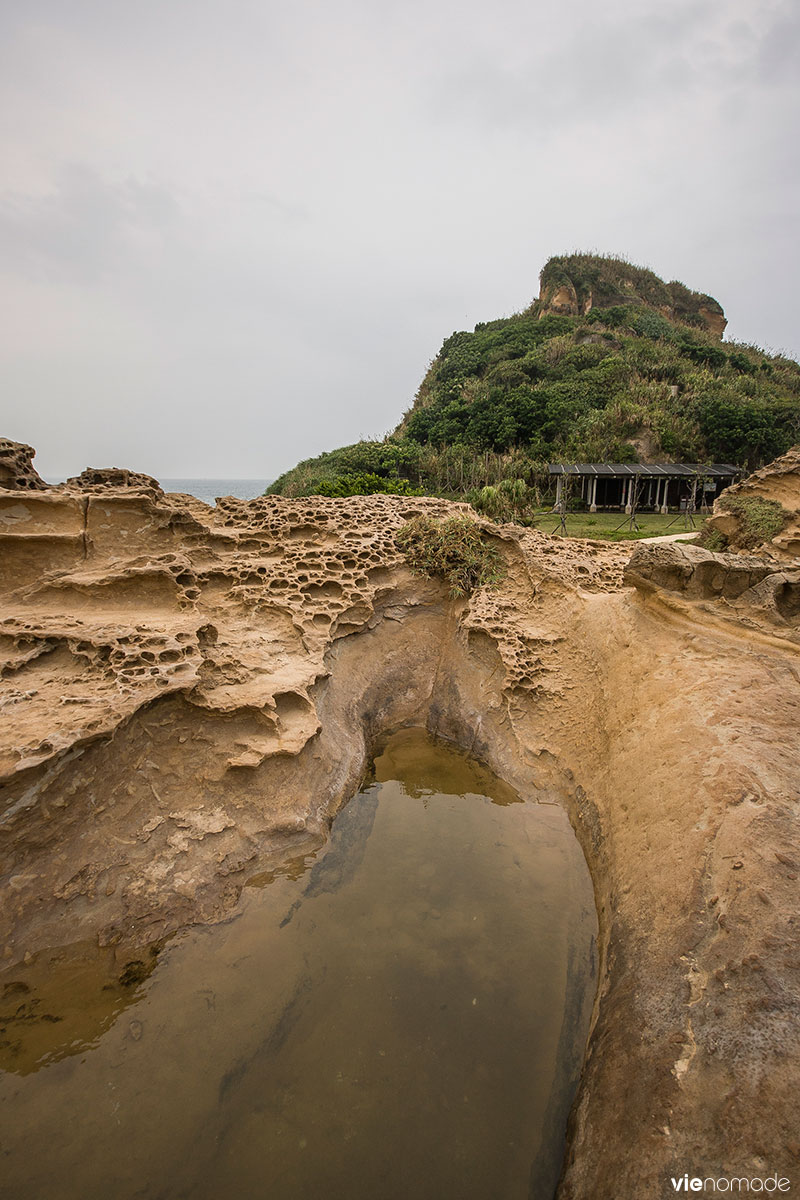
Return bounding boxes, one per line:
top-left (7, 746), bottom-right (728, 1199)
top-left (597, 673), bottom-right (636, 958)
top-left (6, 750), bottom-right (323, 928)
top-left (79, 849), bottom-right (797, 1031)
top-left (1, 0), bottom-right (798, 480)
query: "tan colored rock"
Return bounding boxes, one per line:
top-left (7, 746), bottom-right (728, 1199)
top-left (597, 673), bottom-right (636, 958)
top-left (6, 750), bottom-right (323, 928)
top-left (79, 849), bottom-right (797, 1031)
top-left (626, 540), bottom-right (777, 600)
top-left (0, 438), bottom-right (48, 490)
top-left (0, 446), bottom-right (798, 1196)
top-left (540, 280), bottom-right (580, 317)
top-left (698, 303), bottom-right (728, 337)
top-left (60, 465), bottom-right (164, 492)
top-left (705, 444), bottom-right (800, 559)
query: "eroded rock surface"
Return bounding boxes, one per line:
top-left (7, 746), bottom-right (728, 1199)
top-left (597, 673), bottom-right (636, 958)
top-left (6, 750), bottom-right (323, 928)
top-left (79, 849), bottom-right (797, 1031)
top-left (704, 444), bottom-right (800, 560)
top-left (0, 438), bottom-right (48, 490)
top-left (1, 458), bottom-right (799, 1199)
top-left (624, 541), bottom-right (800, 635)
top-left (60, 465), bottom-right (164, 492)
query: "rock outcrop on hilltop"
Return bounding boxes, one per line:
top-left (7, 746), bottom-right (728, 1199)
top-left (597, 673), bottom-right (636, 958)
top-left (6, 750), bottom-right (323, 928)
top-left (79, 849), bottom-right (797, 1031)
top-left (534, 253), bottom-right (728, 337)
top-left (1, 445), bottom-right (799, 1198)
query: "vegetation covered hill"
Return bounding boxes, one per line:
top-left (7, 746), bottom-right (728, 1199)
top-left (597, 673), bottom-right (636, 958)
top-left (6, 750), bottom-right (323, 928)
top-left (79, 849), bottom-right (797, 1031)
top-left (269, 254), bottom-right (800, 502)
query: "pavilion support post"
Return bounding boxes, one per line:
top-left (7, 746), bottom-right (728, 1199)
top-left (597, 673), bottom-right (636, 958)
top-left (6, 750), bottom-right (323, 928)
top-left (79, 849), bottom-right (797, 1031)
top-left (625, 477), bottom-right (632, 514)
top-left (589, 478), bottom-right (597, 512)
top-left (660, 479), bottom-right (670, 513)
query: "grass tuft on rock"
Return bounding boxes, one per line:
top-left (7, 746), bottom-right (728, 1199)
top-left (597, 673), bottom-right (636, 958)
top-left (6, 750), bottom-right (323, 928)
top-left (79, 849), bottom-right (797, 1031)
top-left (717, 494), bottom-right (787, 548)
top-left (698, 525), bottom-right (729, 552)
top-left (396, 515), bottom-right (505, 598)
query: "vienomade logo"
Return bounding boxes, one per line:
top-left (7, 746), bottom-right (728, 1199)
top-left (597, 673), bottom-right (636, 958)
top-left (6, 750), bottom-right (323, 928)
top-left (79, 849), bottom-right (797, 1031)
top-left (671, 1175), bottom-right (791, 1193)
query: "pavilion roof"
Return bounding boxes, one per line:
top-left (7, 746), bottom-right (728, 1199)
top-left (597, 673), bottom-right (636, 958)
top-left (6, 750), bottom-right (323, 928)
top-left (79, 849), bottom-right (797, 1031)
top-left (548, 463), bottom-right (741, 478)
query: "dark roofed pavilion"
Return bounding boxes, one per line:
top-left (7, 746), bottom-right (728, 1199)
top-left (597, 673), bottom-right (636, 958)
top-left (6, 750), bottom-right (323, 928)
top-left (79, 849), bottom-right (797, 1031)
top-left (548, 463), bottom-right (742, 512)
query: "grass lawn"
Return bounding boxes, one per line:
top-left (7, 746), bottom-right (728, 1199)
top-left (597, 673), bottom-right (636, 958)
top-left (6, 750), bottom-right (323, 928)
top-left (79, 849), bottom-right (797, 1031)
top-left (529, 510), bottom-right (706, 541)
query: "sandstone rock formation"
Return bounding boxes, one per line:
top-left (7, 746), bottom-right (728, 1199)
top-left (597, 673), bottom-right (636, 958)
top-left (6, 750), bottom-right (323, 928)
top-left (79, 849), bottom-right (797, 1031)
top-left (624, 541), bottom-right (800, 632)
top-left (1, 450), bottom-right (798, 1198)
top-left (0, 439), bottom-right (48, 490)
top-left (61, 465), bottom-right (164, 492)
top-left (704, 444), bottom-right (800, 560)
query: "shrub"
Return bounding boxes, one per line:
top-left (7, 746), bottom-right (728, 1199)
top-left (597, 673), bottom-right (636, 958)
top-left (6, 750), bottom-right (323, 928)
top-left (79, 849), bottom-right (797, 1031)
top-left (315, 473), bottom-right (424, 497)
top-left (395, 515), bottom-right (505, 598)
top-left (467, 485), bottom-right (504, 519)
top-left (728, 351), bottom-right (757, 375)
top-left (696, 395), bottom-right (794, 467)
top-left (466, 478), bottom-right (535, 522)
top-left (267, 439), bottom-right (424, 497)
top-left (629, 307), bottom-right (675, 341)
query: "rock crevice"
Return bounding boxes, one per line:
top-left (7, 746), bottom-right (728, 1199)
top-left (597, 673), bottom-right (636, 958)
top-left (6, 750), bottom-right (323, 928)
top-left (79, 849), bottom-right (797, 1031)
top-left (1, 467), bottom-right (798, 1197)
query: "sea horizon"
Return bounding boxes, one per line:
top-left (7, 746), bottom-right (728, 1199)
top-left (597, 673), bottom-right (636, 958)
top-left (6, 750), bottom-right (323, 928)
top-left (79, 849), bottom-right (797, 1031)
top-left (44, 477), bottom-right (273, 505)
top-left (160, 479), bottom-right (273, 504)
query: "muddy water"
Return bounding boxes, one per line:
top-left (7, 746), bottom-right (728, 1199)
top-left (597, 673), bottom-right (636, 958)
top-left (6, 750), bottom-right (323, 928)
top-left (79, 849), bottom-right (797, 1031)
top-left (0, 729), bottom-right (597, 1200)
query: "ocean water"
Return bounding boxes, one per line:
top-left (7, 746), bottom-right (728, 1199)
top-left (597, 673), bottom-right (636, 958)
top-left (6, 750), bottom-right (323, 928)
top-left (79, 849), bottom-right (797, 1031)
top-left (159, 479), bottom-right (272, 504)
top-left (44, 478), bottom-right (273, 505)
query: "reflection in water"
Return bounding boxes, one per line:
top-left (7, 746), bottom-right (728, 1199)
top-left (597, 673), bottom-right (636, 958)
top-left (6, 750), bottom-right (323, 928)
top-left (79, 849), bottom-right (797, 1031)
top-left (0, 728), bottom-right (597, 1200)
top-left (0, 942), bottom-right (157, 1076)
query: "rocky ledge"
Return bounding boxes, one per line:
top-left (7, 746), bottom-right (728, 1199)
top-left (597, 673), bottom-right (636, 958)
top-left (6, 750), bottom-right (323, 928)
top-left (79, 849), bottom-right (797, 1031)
top-left (1, 440), bottom-right (799, 1198)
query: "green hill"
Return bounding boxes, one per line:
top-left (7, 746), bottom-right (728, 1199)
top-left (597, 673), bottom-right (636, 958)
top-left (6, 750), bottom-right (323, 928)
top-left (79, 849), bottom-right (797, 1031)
top-left (268, 254), bottom-right (800, 501)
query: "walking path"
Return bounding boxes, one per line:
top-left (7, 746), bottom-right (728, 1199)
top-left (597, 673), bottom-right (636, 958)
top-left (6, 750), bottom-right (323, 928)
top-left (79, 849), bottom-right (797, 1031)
top-left (637, 531), bottom-right (699, 545)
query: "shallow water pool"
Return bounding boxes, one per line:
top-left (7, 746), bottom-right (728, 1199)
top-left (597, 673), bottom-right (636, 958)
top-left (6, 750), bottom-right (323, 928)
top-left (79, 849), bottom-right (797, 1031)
top-left (0, 728), bottom-right (597, 1200)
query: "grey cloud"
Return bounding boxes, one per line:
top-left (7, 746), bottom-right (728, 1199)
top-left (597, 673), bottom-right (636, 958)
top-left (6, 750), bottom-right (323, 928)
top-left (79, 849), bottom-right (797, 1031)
top-left (245, 192), bottom-right (311, 225)
top-left (425, 1), bottom-right (790, 134)
top-left (0, 164), bottom-right (181, 283)
top-left (755, 2), bottom-right (800, 83)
